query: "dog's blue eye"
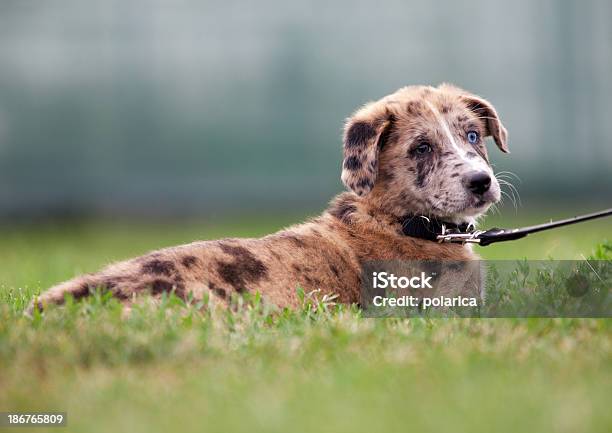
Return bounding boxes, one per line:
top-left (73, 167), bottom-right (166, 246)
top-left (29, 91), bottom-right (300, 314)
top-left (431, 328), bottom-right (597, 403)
top-left (415, 142), bottom-right (432, 155)
top-left (467, 131), bottom-right (479, 144)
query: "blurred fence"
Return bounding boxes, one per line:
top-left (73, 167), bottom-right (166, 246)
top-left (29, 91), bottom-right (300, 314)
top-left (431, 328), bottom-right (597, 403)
top-left (0, 0), bottom-right (611, 218)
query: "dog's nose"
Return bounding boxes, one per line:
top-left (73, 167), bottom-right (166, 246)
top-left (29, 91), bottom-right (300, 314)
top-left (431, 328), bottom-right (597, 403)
top-left (464, 171), bottom-right (491, 195)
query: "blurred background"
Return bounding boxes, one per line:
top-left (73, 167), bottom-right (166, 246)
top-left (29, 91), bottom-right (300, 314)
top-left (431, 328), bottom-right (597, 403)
top-left (0, 0), bottom-right (611, 275)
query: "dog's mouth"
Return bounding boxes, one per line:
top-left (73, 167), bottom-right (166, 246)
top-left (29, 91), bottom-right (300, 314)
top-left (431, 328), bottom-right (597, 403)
top-left (457, 189), bottom-right (500, 216)
top-left (423, 178), bottom-right (501, 220)
top-left (428, 198), bottom-right (491, 221)
top-left (454, 200), bottom-right (491, 217)
top-left (436, 193), bottom-right (498, 220)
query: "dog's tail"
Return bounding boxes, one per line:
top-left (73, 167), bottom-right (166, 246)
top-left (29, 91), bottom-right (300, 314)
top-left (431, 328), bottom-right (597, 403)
top-left (24, 250), bottom-right (194, 316)
top-left (25, 273), bottom-right (118, 316)
top-left (25, 245), bottom-right (205, 316)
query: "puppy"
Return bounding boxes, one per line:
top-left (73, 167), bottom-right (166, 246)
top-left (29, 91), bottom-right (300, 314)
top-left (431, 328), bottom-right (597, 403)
top-left (28, 84), bottom-right (508, 313)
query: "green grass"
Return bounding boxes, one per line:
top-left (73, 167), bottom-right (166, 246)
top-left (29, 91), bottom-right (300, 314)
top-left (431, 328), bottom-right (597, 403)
top-left (0, 211), bottom-right (611, 433)
top-left (479, 209), bottom-right (612, 260)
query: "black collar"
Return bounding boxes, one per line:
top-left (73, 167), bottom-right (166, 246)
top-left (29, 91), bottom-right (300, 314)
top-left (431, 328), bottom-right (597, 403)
top-left (399, 215), bottom-right (472, 242)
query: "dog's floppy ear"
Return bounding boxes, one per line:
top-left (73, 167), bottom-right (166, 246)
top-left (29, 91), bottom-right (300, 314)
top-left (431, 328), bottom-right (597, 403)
top-left (341, 103), bottom-right (393, 196)
top-left (461, 94), bottom-right (509, 153)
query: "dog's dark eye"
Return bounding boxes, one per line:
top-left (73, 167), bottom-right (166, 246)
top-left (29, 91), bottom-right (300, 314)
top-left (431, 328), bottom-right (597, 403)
top-left (415, 142), bottom-right (432, 155)
top-left (467, 131), bottom-right (479, 144)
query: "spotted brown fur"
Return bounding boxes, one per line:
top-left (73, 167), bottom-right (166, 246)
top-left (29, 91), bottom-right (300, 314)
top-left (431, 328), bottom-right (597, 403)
top-left (141, 259), bottom-right (176, 277)
top-left (215, 244), bottom-right (268, 292)
top-left (181, 255), bottom-right (199, 268)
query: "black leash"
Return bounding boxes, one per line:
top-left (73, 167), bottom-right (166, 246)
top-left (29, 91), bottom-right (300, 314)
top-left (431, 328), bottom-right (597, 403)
top-left (435, 208), bottom-right (612, 246)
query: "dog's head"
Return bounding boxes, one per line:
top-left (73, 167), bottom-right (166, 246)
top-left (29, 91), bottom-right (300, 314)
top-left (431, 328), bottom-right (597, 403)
top-left (341, 84), bottom-right (508, 222)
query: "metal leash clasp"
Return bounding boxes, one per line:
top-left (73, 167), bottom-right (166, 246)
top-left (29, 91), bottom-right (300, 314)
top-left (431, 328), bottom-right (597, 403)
top-left (437, 224), bottom-right (484, 244)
